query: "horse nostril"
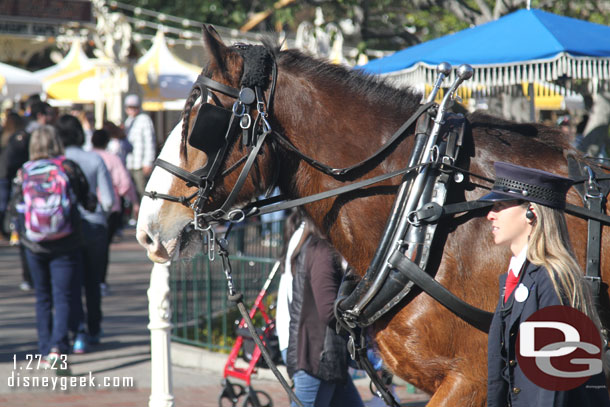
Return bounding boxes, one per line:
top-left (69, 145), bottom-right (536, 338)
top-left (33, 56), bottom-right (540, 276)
top-left (136, 229), bottom-right (155, 249)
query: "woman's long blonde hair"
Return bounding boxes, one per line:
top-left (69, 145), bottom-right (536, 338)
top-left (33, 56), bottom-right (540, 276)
top-left (526, 202), bottom-right (597, 320)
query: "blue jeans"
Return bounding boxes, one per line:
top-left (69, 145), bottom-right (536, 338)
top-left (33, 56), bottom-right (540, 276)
top-left (26, 248), bottom-right (84, 355)
top-left (291, 370), bottom-right (364, 407)
top-left (80, 220), bottom-right (108, 336)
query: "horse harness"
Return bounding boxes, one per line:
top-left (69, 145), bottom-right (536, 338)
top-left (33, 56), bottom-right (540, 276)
top-left (144, 44), bottom-right (610, 407)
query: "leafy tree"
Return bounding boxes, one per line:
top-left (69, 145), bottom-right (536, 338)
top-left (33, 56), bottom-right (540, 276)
top-left (116, 0), bottom-right (609, 52)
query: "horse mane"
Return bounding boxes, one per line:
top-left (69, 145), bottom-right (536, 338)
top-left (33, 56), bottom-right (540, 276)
top-left (260, 41), bottom-right (422, 117)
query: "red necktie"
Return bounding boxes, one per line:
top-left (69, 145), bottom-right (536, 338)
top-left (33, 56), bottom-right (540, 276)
top-left (504, 269), bottom-right (519, 303)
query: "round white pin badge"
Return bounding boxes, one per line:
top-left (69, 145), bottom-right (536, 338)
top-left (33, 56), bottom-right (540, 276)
top-left (514, 283), bottom-right (529, 303)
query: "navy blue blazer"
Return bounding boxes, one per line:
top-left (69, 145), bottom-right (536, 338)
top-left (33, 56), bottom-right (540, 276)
top-left (487, 261), bottom-right (610, 407)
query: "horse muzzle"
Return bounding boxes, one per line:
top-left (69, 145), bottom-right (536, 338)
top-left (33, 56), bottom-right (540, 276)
top-left (136, 227), bottom-right (173, 263)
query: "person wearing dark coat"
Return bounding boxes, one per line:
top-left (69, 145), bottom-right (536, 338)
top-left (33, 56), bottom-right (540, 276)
top-left (285, 217), bottom-right (363, 407)
top-left (481, 162), bottom-right (610, 407)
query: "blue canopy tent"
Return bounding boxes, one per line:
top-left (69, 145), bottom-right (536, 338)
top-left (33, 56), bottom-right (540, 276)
top-left (360, 9), bottom-right (610, 93)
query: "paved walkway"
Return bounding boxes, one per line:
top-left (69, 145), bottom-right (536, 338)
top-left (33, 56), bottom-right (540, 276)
top-left (0, 229), bottom-right (429, 406)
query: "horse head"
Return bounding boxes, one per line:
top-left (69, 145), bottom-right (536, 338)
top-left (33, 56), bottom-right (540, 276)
top-left (136, 26), bottom-right (279, 262)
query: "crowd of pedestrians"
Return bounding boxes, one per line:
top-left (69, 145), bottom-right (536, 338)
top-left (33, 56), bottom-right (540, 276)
top-left (0, 93), bottom-right (155, 373)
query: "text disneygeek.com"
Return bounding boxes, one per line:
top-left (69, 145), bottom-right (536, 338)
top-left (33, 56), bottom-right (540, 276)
top-left (8, 372), bottom-right (135, 391)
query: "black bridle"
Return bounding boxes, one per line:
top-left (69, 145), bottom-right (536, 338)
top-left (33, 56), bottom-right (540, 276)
top-left (143, 44), bottom-right (439, 232)
top-left (144, 45), bottom-right (279, 230)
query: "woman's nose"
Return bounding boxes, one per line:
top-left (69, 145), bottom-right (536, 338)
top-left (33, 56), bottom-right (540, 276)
top-left (487, 210), bottom-right (497, 221)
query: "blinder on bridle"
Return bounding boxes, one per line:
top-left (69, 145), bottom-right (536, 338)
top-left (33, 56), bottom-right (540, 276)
top-left (144, 44), bottom-right (278, 230)
top-left (188, 102), bottom-right (235, 172)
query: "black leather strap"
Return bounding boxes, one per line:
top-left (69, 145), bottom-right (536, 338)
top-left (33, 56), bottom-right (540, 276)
top-left (584, 176), bottom-right (605, 305)
top-left (353, 336), bottom-right (400, 407)
top-left (143, 190), bottom-right (197, 207)
top-left (234, 163), bottom-right (429, 221)
top-left (213, 128), bottom-right (271, 218)
top-left (194, 74), bottom-right (240, 98)
top-left (388, 250), bottom-right (493, 332)
top-left (565, 203), bottom-right (610, 225)
top-left (154, 158), bottom-right (204, 186)
top-left (271, 102), bottom-right (436, 177)
top-left (441, 200), bottom-right (494, 216)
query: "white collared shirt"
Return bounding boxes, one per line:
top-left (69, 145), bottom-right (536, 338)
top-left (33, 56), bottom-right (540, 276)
top-left (508, 245), bottom-right (528, 277)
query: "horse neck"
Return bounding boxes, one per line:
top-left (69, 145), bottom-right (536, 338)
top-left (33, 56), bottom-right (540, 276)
top-left (274, 69), bottom-right (419, 160)
top-left (271, 64), bottom-right (421, 262)
top-left (271, 64), bottom-right (421, 177)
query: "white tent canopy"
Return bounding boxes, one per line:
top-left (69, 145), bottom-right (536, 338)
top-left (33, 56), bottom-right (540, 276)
top-left (0, 62), bottom-right (42, 100)
top-left (34, 40), bottom-right (105, 103)
top-left (134, 30), bottom-right (201, 110)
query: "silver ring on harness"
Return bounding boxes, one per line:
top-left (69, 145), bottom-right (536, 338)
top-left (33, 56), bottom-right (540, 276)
top-left (227, 209), bottom-right (246, 223)
top-left (232, 101), bottom-right (246, 117)
top-left (407, 210), bottom-right (420, 226)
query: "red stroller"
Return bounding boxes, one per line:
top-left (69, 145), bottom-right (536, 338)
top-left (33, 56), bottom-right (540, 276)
top-left (219, 261), bottom-right (282, 407)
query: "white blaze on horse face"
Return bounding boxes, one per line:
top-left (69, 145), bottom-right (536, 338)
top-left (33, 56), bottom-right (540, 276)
top-left (137, 120), bottom-right (192, 262)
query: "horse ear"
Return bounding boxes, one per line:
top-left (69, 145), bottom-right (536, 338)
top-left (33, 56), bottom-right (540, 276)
top-left (202, 25), bottom-right (228, 71)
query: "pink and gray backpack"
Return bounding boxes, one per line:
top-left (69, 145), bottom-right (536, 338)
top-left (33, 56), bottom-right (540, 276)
top-left (20, 157), bottom-right (74, 242)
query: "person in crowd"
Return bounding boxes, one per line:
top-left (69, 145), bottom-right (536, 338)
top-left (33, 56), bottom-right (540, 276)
top-left (0, 111), bottom-right (34, 291)
top-left (70, 105), bottom-right (94, 151)
top-left (284, 210), bottom-right (364, 407)
top-left (123, 94), bottom-right (155, 202)
top-left (1, 111), bottom-right (24, 150)
top-left (481, 162), bottom-right (610, 407)
top-left (103, 120), bottom-right (134, 234)
top-left (15, 125), bottom-right (94, 374)
top-left (557, 115), bottom-right (571, 140)
top-left (276, 211), bottom-right (305, 364)
top-left (574, 114), bottom-right (589, 151)
top-left (56, 114), bottom-right (115, 353)
top-left (104, 120), bottom-right (132, 167)
top-left (91, 128), bottom-right (139, 295)
top-left (25, 101), bottom-right (53, 134)
top-left (0, 112), bottom-right (26, 236)
top-left (21, 94), bottom-right (41, 121)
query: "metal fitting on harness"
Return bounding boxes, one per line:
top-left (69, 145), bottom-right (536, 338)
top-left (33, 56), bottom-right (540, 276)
top-left (410, 202), bottom-right (443, 224)
top-left (585, 166), bottom-right (604, 200)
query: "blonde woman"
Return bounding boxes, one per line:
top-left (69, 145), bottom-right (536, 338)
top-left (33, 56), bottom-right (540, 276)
top-left (481, 162), bottom-right (609, 407)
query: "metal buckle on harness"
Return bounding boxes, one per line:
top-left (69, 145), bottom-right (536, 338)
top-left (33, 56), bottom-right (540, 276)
top-left (347, 335), bottom-right (357, 361)
top-left (584, 166), bottom-right (604, 200)
top-left (204, 225), bottom-right (216, 261)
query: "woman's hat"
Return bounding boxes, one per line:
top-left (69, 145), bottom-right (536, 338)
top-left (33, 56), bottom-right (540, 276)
top-left (479, 162), bottom-right (573, 209)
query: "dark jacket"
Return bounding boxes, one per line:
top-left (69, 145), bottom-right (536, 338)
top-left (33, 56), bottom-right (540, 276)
top-left (286, 235), bottom-right (349, 382)
top-left (13, 157), bottom-right (94, 254)
top-left (0, 130), bottom-right (29, 181)
top-left (488, 261), bottom-right (610, 407)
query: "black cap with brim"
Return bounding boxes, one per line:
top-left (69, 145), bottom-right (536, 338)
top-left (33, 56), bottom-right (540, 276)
top-left (478, 162), bottom-right (573, 210)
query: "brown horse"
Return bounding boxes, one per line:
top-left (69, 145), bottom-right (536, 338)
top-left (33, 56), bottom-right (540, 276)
top-left (136, 26), bottom-right (610, 406)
